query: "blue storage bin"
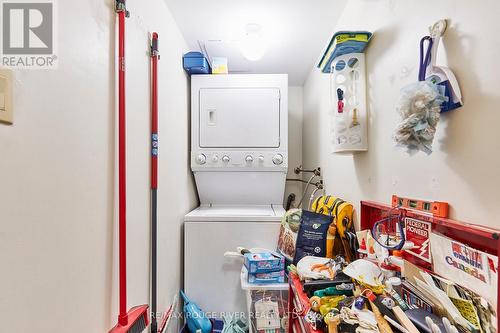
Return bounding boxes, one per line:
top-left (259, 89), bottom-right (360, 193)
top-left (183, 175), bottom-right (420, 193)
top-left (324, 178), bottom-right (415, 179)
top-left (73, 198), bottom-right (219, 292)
top-left (183, 51), bottom-right (211, 75)
top-left (180, 319), bottom-right (223, 333)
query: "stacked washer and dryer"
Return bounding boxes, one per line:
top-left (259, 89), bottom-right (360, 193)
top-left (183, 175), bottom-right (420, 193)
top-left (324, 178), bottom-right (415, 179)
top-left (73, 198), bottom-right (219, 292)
top-left (184, 74), bottom-right (288, 317)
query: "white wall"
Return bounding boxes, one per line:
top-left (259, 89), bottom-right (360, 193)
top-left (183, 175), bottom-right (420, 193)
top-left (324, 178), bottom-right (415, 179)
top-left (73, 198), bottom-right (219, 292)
top-left (303, 0), bottom-right (500, 226)
top-left (284, 86), bottom-right (304, 208)
top-left (0, 1), bottom-right (197, 332)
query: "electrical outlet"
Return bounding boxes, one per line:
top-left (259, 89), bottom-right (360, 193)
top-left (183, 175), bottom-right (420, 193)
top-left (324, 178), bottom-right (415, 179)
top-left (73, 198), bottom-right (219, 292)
top-left (0, 68), bottom-right (13, 124)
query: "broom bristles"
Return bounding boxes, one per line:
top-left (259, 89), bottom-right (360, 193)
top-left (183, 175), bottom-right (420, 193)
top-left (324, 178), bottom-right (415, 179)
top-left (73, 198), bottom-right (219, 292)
top-left (127, 314), bottom-right (147, 333)
top-left (109, 305), bottom-right (149, 333)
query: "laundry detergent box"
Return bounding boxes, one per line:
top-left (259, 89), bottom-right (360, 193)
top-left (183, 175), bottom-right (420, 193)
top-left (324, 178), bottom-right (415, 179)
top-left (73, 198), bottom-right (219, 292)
top-left (244, 252), bottom-right (285, 274)
top-left (247, 270), bottom-right (286, 285)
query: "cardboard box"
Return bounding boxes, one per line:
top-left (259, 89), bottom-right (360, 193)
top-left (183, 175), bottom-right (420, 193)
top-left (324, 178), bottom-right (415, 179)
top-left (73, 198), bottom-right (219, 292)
top-left (244, 252), bottom-right (285, 274)
top-left (247, 270), bottom-right (285, 284)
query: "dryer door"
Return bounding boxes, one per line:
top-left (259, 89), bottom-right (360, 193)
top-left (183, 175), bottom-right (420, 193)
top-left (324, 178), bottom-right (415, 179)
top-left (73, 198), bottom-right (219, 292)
top-left (199, 88), bottom-right (280, 148)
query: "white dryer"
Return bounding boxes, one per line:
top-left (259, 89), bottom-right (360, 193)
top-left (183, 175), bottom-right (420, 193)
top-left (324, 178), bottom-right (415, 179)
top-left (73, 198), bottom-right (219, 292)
top-left (184, 74), bottom-right (288, 317)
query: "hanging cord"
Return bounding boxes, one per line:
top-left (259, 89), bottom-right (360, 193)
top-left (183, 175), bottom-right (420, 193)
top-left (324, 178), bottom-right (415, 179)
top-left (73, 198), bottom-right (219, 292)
top-left (308, 185), bottom-right (325, 210)
top-left (296, 174), bottom-right (317, 208)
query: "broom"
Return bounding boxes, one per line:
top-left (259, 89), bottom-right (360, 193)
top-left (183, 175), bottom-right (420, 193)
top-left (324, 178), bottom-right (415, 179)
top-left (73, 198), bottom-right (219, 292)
top-left (150, 32), bottom-right (159, 333)
top-left (110, 1), bottom-right (149, 332)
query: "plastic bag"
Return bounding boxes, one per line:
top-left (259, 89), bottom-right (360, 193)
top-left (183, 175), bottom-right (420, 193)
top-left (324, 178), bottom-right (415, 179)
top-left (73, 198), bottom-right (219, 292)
top-left (394, 81), bottom-right (447, 154)
top-left (293, 211), bottom-right (333, 265)
top-left (277, 209), bottom-right (302, 265)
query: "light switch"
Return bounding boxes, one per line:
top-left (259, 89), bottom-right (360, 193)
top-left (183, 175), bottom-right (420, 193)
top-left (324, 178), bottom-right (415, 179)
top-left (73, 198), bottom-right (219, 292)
top-left (0, 69), bottom-right (13, 124)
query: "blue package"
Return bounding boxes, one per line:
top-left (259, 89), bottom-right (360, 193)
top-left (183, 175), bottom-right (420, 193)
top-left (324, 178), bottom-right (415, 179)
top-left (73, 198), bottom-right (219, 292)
top-left (318, 31), bottom-right (373, 73)
top-left (247, 270), bottom-right (285, 284)
top-left (244, 252), bottom-right (285, 274)
top-left (293, 210), bottom-right (333, 265)
top-left (183, 51), bottom-right (211, 75)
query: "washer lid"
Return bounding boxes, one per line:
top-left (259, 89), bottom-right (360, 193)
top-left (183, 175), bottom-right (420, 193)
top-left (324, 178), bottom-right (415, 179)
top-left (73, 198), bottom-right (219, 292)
top-left (184, 205), bottom-right (285, 222)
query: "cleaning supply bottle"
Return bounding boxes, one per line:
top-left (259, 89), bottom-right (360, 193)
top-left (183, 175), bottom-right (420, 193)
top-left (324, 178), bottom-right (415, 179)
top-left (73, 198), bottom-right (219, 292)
top-left (385, 278), bottom-right (408, 311)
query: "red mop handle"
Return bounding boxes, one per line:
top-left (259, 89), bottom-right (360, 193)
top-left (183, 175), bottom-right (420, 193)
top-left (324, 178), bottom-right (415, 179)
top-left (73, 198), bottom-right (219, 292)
top-left (151, 32), bottom-right (159, 190)
top-left (117, 0), bottom-right (128, 323)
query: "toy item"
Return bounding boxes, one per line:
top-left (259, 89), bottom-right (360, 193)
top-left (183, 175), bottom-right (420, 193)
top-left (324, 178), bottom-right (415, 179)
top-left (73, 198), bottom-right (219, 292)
top-left (354, 296), bottom-right (366, 310)
top-left (313, 286), bottom-right (352, 298)
top-left (180, 291), bottom-right (212, 333)
top-left (319, 296), bottom-right (346, 316)
top-left (309, 296), bottom-right (322, 312)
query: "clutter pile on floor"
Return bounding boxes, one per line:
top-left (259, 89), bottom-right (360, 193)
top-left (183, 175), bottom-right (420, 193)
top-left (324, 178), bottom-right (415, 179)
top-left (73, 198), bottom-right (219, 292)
top-left (180, 195), bottom-right (497, 333)
top-left (284, 197), bottom-right (497, 333)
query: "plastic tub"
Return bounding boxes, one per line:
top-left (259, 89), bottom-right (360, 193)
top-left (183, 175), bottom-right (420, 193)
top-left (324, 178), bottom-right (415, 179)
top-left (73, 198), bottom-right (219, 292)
top-left (240, 267), bottom-right (289, 333)
top-left (183, 51), bottom-right (211, 75)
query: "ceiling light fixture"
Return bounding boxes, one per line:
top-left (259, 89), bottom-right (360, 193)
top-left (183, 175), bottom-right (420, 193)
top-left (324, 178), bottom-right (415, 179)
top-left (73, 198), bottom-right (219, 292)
top-left (241, 23), bottom-right (266, 61)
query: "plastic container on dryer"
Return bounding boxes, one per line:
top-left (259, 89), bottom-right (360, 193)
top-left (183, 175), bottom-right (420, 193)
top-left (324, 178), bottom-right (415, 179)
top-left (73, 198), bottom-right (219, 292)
top-left (241, 267), bottom-right (289, 333)
top-left (183, 51), bottom-right (211, 75)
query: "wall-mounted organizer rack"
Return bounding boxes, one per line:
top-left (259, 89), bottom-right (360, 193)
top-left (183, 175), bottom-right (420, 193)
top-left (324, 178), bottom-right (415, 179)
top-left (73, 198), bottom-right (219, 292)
top-left (330, 53), bottom-right (368, 152)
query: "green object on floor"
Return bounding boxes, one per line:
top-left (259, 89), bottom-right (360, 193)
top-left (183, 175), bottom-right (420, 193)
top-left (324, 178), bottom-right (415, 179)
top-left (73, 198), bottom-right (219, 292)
top-left (313, 286), bottom-right (347, 298)
top-left (222, 314), bottom-right (248, 333)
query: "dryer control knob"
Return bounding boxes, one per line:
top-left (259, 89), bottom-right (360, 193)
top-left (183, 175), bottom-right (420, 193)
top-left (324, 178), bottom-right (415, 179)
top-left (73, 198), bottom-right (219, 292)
top-left (245, 155), bottom-right (253, 163)
top-left (258, 155), bottom-right (265, 163)
top-left (212, 154), bottom-right (219, 163)
top-left (196, 154), bottom-right (206, 165)
top-left (222, 155), bottom-right (230, 163)
top-left (272, 154), bottom-right (284, 165)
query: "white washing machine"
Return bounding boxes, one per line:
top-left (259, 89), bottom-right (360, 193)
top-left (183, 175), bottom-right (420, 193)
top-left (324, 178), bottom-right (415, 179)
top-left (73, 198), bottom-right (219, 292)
top-left (184, 74), bottom-right (288, 317)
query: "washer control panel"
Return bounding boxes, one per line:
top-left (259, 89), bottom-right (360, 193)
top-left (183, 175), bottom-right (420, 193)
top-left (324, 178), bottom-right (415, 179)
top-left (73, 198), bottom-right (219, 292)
top-left (192, 151), bottom-right (287, 170)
